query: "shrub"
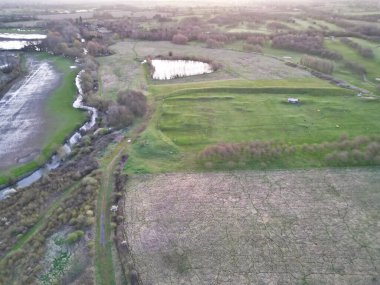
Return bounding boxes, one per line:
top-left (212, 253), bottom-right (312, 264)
top-left (206, 38), bottom-right (223, 49)
top-left (246, 35), bottom-right (266, 46)
top-left (300, 55), bottom-right (334, 74)
top-left (172, 34), bottom-right (188, 45)
top-left (65, 230), bottom-right (85, 244)
top-left (107, 90), bottom-right (147, 128)
top-left (344, 61), bottom-right (367, 76)
top-left (117, 90), bottom-right (147, 117)
top-left (198, 135), bottom-right (380, 169)
top-left (243, 44), bottom-right (263, 53)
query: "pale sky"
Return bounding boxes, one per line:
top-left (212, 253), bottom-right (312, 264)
top-left (1, 0), bottom-right (325, 4)
top-left (2, 0), bottom-right (377, 7)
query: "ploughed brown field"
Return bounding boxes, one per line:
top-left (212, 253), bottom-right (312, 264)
top-left (124, 168), bottom-right (379, 285)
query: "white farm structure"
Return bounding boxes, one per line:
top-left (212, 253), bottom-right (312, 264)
top-left (288, 98), bottom-right (299, 104)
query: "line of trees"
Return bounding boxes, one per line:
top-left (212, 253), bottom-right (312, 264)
top-left (271, 32), bottom-right (342, 60)
top-left (101, 14), bottom-right (270, 49)
top-left (197, 134), bottom-right (380, 169)
top-left (340, 38), bottom-right (374, 59)
top-left (300, 55), bottom-right (334, 74)
top-left (42, 20), bottom-right (111, 58)
top-left (344, 60), bottom-right (367, 77)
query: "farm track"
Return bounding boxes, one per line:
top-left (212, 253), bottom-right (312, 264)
top-left (95, 137), bottom-right (129, 285)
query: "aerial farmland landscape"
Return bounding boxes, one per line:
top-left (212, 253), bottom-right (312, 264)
top-left (0, 0), bottom-right (379, 284)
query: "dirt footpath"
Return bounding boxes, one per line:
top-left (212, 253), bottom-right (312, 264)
top-left (125, 168), bottom-right (379, 285)
top-left (0, 57), bottom-right (60, 170)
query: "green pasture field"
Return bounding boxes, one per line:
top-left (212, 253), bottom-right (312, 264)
top-left (41, 53), bottom-right (86, 156)
top-left (159, 88), bottom-right (371, 149)
top-left (125, 78), bottom-right (380, 173)
top-left (96, 40), bottom-right (380, 174)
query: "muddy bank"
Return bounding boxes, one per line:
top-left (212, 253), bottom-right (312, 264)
top-left (0, 56), bottom-right (61, 170)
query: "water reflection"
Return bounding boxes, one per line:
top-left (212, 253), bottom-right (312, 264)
top-left (151, 59), bottom-right (213, 80)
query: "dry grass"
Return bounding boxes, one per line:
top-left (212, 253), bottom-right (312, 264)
top-left (98, 40), bottom-right (312, 100)
top-left (124, 168), bottom-right (379, 285)
top-left (133, 40), bottom-right (311, 82)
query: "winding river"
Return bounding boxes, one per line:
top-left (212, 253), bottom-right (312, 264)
top-left (0, 68), bottom-right (98, 200)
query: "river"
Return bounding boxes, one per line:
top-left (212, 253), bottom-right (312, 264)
top-left (0, 63), bottom-right (98, 200)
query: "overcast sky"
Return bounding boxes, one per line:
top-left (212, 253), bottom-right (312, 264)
top-left (2, 0), bottom-right (378, 6)
top-left (0, 0), bottom-right (326, 4)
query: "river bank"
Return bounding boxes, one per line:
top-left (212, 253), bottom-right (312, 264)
top-left (0, 53), bottom-right (87, 188)
top-left (0, 64), bottom-right (99, 198)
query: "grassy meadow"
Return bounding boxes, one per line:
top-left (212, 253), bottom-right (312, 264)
top-left (41, 54), bottom-right (86, 157)
top-left (126, 78), bottom-right (380, 173)
top-left (97, 40), bottom-right (380, 174)
top-left (159, 88), bottom-right (374, 149)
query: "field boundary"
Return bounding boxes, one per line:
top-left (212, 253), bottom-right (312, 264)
top-left (162, 86), bottom-right (354, 99)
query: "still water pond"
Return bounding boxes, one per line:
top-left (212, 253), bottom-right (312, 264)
top-left (151, 59), bottom-right (214, 80)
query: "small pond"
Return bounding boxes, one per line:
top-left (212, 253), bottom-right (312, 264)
top-left (150, 59), bottom-right (214, 80)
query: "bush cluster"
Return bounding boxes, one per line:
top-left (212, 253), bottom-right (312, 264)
top-left (300, 55), bottom-right (334, 74)
top-left (272, 32), bottom-right (342, 60)
top-left (199, 141), bottom-right (294, 164)
top-left (0, 172), bottom-right (100, 284)
top-left (107, 90), bottom-right (147, 128)
top-left (0, 132), bottom-right (117, 284)
top-left (197, 134), bottom-right (380, 169)
top-left (344, 60), bottom-right (367, 77)
top-left (171, 34), bottom-right (189, 45)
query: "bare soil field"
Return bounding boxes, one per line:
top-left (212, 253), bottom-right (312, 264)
top-left (124, 168), bottom-right (379, 285)
top-left (0, 57), bottom-right (60, 169)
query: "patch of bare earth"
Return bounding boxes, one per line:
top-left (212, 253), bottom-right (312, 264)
top-left (124, 168), bottom-right (379, 285)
